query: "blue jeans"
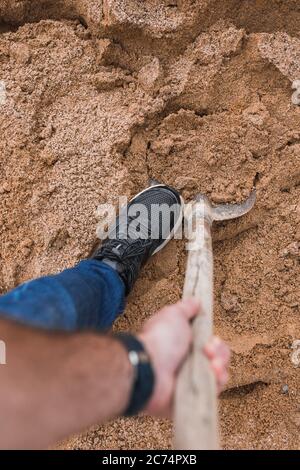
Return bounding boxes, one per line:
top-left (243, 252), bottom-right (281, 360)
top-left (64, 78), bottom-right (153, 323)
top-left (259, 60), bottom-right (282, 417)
top-left (0, 260), bottom-right (125, 331)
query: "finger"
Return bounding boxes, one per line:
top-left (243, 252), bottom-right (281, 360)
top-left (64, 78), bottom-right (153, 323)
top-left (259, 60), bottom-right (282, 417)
top-left (204, 337), bottom-right (230, 363)
top-left (219, 342), bottom-right (231, 365)
top-left (211, 357), bottom-right (229, 384)
top-left (204, 338), bottom-right (220, 359)
top-left (174, 298), bottom-right (201, 320)
top-left (204, 342), bottom-right (215, 359)
top-left (206, 356), bottom-right (229, 394)
top-left (212, 338), bottom-right (231, 363)
top-left (217, 370), bottom-right (229, 394)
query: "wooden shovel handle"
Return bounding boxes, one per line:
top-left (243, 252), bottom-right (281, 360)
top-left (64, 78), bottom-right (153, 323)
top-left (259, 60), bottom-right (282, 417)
top-left (174, 202), bottom-right (219, 450)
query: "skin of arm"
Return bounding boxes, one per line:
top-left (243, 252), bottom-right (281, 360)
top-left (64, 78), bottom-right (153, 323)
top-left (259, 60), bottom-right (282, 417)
top-left (0, 318), bottom-right (134, 449)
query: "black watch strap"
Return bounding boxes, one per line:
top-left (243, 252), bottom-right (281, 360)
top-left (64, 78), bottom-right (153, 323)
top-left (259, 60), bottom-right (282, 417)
top-left (113, 333), bottom-right (155, 417)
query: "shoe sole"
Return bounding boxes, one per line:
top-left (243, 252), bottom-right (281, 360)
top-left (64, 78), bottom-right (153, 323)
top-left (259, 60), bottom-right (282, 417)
top-left (127, 184), bottom-right (184, 256)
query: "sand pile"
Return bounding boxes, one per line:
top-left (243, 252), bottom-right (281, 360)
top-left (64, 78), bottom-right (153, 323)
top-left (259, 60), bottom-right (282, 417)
top-left (0, 0), bottom-right (299, 450)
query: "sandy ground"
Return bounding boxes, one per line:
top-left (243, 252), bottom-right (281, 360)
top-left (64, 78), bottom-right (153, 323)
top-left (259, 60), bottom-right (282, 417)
top-left (0, 0), bottom-right (299, 450)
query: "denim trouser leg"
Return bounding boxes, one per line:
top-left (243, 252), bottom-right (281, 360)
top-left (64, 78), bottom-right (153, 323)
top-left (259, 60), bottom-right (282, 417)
top-left (0, 260), bottom-right (125, 332)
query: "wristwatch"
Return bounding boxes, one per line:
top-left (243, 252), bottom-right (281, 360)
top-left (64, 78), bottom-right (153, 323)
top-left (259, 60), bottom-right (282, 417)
top-left (113, 333), bottom-right (155, 416)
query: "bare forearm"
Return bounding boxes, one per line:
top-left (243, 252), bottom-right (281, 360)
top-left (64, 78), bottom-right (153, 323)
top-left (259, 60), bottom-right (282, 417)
top-left (0, 319), bottom-right (133, 449)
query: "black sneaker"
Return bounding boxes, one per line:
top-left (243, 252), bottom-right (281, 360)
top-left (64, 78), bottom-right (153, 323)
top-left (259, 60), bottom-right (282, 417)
top-left (92, 184), bottom-right (184, 295)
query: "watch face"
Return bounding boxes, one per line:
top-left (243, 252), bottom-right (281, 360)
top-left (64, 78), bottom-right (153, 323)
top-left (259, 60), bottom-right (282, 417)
top-left (137, 351), bottom-right (150, 364)
top-left (128, 350), bottom-right (149, 366)
top-left (128, 350), bottom-right (139, 367)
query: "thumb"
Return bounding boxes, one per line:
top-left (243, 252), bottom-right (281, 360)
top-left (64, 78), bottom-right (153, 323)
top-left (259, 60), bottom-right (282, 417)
top-left (175, 298), bottom-right (201, 320)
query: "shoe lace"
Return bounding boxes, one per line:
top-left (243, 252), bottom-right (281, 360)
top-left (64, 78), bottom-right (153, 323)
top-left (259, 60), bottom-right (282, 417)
top-left (96, 237), bottom-right (154, 293)
top-left (100, 237), bottom-right (153, 262)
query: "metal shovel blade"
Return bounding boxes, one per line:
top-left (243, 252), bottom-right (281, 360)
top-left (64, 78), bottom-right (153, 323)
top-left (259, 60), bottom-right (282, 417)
top-left (211, 190), bottom-right (256, 222)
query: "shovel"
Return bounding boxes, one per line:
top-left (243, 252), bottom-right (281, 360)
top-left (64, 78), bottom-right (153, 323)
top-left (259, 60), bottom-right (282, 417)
top-left (174, 191), bottom-right (256, 450)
